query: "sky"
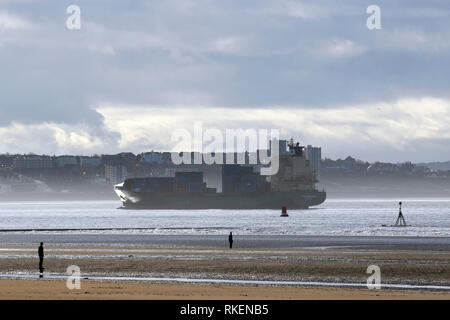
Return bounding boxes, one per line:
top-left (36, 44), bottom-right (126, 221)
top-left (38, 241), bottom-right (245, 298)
top-left (0, 0), bottom-right (449, 162)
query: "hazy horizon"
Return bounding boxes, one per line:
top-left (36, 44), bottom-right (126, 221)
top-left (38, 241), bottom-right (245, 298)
top-left (1, 150), bottom-right (450, 165)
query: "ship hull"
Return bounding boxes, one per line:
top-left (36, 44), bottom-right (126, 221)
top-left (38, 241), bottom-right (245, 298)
top-left (115, 187), bottom-right (326, 209)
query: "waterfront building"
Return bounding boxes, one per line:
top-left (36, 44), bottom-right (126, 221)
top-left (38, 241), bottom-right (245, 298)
top-left (55, 156), bottom-right (78, 168)
top-left (12, 155), bottom-right (54, 169)
top-left (305, 145), bottom-right (321, 179)
top-left (105, 165), bottom-right (128, 185)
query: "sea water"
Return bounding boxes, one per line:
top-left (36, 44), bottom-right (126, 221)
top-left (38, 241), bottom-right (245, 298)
top-left (0, 199), bottom-right (449, 237)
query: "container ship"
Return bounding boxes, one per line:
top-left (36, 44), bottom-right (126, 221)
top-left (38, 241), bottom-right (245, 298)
top-left (114, 141), bottom-right (326, 209)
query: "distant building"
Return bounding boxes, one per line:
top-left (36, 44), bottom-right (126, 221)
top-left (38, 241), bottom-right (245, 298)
top-left (79, 156), bottom-right (101, 167)
top-left (105, 165), bottom-right (128, 185)
top-left (0, 155), bottom-right (13, 168)
top-left (55, 156), bottom-right (77, 168)
top-left (161, 152), bottom-right (172, 164)
top-left (102, 153), bottom-right (136, 166)
top-left (13, 155), bottom-right (54, 169)
top-left (305, 145), bottom-right (321, 179)
top-left (367, 162), bottom-right (398, 174)
top-left (141, 151), bottom-right (164, 164)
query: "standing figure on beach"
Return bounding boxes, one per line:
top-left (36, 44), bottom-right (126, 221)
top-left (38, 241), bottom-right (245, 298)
top-left (38, 242), bottom-right (44, 278)
top-left (228, 232), bottom-right (233, 249)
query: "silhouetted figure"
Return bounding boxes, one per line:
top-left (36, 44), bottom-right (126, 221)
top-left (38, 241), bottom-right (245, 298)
top-left (38, 242), bottom-right (44, 278)
top-left (228, 232), bottom-right (233, 249)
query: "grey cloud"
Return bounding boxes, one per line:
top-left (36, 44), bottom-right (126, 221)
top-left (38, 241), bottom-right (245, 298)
top-left (0, 0), bottom-right (449, 160)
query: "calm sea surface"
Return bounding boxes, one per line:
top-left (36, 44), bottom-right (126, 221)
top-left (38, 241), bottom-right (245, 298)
top-left (0, 199), bottom-right (449, 237)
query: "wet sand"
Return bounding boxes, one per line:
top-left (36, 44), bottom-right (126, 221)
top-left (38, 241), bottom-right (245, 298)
top-left (1, 279), bottom-right (449, 300)
top-left (1, 233), bottom-right (449, 299)
top-left (0, 243), bottom-right (449, 299)
top-left (0, 246), bottom-right (449, 284)
top-left (1, 233), bottom-right (450, 250)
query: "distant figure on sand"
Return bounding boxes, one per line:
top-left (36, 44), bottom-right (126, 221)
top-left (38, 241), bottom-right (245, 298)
top-left (38, 242), bottom-right (44, 278)
top-left (228, 232), bottom-right (233, 249)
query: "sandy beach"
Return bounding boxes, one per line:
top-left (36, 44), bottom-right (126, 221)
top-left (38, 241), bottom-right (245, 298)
top-left (1, 279), bottom-right (449, 300)
top-left (0, 238), bottom-right (449, 299)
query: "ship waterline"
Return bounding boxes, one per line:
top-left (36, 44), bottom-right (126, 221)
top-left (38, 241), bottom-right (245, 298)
top-left (114, 185), bottom-right (326, 209)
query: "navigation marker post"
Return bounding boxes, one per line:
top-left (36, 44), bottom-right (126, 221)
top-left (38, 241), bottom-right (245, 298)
top-left (395, 201), bottom-right (407, 226)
